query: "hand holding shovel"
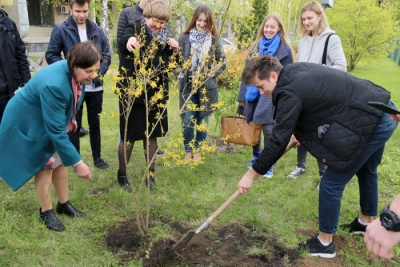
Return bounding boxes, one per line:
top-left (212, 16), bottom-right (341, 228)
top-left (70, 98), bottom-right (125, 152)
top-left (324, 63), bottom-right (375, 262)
top-left (167, 137), bottom-right (297, 257)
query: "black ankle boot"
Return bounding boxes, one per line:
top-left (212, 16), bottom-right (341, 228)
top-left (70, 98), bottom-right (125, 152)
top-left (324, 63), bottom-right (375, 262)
top-left (117, 170), bottom-right (132, 192)
top-left (56, 200), bottom-right (86, 217)
top-left (39, 208), bottom-right (65, 232)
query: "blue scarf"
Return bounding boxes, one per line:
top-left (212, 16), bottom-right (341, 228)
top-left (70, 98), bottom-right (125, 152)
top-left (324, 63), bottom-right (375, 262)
top-left (245, 33), bottom-right (281, 102)
top-left (143, 19), bottom-right (168, 48)
top-left (258, 33), bottom-right (281, 57)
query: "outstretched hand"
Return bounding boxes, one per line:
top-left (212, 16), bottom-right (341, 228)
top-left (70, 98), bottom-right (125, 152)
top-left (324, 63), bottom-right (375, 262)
top-left (238, 168), bottom-right (260, 194)
top-left (74, 162), bottom-right (92, 181)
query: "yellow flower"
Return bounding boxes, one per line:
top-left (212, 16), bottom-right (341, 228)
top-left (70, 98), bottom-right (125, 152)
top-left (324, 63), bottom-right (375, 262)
top-left (149, 81), bottom-right (157, 88)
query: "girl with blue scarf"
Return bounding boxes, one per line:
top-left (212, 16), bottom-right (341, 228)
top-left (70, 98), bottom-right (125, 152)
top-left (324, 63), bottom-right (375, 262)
top-left (237, 12), bottom-right (293, 178)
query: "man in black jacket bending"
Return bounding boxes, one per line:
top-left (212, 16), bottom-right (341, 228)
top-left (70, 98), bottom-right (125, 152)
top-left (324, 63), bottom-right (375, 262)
top-left (0, 8), bottom-right (30, 123)
top-left (238, 55), bottom-right (397, 258)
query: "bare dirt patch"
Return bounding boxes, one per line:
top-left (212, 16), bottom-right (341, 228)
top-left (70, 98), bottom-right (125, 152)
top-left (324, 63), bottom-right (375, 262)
top-left (106, 219), bottom-right (298, 266)
top-left (106, 220), bottom-right (400, 266)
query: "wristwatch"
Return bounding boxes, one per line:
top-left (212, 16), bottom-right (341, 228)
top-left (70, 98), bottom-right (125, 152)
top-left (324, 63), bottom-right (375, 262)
top-left (380, 205), bottom-right (400, 232)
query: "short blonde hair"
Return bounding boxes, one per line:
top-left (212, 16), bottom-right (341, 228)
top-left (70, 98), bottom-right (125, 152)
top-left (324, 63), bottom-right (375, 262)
top-left (143, 0), bottom-right (171, 22)
top-left (297, 1), bottom-right (329, 37)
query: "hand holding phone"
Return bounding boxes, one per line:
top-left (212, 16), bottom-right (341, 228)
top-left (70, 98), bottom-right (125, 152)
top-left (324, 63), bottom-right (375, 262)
top-left (367, 101), bottom-right (400, 115)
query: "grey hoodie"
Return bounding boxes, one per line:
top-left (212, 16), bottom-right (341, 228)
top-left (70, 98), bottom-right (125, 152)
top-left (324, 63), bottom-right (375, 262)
top-left (297, 27), bottom-right (347, 72)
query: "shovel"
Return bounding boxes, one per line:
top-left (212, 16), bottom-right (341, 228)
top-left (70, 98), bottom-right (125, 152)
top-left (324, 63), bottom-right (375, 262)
top-left (167, 138), bottom-right (298, 257)
top-left (167, 189), bottom-right (241, 256)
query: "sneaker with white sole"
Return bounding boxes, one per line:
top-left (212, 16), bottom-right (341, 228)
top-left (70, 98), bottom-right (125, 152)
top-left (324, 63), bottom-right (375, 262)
top-left (298, 235), bottom-right (336, 258)
top-left (156, 149), bottom-right (165, 157)
top-left (287, 167), bottom-right (305, 178)
top-left (264, 167), bottom-right (273, 178)
top-left (247, 157), bottom-right (258, 168)
top-left (340, 217), bottom-right (367, 235)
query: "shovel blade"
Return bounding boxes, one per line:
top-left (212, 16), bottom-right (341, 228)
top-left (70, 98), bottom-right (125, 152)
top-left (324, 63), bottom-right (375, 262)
top-left (167, 230), bottom-right (195, 256)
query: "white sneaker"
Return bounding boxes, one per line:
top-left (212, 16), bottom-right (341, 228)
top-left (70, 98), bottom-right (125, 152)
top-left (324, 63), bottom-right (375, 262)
top-left (287, 167), bottom-right (305, 179)
top-left (263, 167), bottom-right (273, 178)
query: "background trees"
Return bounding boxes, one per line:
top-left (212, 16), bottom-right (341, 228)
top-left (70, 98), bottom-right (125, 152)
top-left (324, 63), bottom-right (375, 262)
top-left (236, 0), bottom-right (269, 48)
top-left (327, 0), bottom-right (398, 71)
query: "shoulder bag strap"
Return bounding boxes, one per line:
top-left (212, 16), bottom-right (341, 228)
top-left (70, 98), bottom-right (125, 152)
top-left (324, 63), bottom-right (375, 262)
top-left (322, 33), bottom-right (335, 65)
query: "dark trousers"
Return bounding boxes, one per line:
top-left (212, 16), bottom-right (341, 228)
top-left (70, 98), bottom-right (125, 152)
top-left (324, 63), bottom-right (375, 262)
top-left (69, 91), bottom-right (103, 160)
top-left (252, 123), bottom-right (274, 153)
top-left (297, 145), bottom-right (327, 176)
top-left (0, 97), bottom-right (11, 124)
top-left (319, 110), bottom-right (397, 234)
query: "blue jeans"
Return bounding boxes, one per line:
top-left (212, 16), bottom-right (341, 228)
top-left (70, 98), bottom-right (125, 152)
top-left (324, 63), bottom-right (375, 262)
top-left (319, 109), bottom-right (397, 234)
top-left (182, 82), bottom-right (209, 152)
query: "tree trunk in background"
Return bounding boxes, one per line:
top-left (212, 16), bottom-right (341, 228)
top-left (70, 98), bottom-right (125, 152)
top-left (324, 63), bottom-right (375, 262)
top-left (91, 0), bottom-right (96, 22)
top-left (101, 0), bottom-right (113, 54)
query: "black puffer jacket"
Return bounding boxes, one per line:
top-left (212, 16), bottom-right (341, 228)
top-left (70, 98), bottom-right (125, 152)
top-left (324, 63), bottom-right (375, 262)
top-left (116, 5), bottom-right (143, 44)
top-left (252, 62), bottom-right (390, 174)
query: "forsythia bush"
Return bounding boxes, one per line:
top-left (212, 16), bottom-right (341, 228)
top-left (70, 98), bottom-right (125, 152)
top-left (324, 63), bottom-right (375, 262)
top-left (218, 48), bottom-right (249, 90)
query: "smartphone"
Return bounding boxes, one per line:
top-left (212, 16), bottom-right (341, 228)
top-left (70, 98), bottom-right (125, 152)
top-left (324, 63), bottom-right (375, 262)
top-left (367, 101), bottom-right (400, 114)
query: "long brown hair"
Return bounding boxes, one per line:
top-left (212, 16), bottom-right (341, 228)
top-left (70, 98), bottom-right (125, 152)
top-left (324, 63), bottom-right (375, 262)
top-left (183, 4), bottom-right (219, 37)
top-left (249, 12), bottom-right (290, 55)
top-left (297, 1), bottom-right (329, 37)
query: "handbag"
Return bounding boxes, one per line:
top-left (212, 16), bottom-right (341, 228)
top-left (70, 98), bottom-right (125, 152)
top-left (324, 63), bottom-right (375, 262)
top-left (220, 106), bottom-right (262, 146)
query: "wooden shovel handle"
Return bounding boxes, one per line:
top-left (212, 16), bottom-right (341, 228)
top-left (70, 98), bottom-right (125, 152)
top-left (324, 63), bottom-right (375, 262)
top-left (285, 136), bottom-right (297, 153)
top-left (205, 137), bottom-right (296, 224)
top-left (206, 190), bottom-right (240, 223)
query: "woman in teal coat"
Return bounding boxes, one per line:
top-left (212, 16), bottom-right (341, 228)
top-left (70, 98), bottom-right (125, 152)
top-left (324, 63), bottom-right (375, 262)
top-left (0, 42), bottom-right (100, 231)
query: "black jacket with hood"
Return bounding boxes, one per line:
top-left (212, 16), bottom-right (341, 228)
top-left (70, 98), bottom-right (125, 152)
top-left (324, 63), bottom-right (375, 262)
top-left (252, 62), bottom-right (391, 174)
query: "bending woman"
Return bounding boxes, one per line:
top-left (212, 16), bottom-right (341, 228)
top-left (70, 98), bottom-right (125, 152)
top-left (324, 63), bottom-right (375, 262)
top-left (237, 12), bottom-right (293, 178)
top-left (0, 42), bottom-right (98, 231)
top-left (176, 4), bottom-right (226, 163)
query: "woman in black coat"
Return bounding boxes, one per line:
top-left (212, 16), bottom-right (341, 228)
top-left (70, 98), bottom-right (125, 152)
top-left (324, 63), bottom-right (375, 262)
top-left (116, 1), bottom-right (179, 190)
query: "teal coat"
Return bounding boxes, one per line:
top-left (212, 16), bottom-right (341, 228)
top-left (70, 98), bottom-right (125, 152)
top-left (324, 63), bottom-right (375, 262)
top-left (0, 60), bottom-right (84, 191)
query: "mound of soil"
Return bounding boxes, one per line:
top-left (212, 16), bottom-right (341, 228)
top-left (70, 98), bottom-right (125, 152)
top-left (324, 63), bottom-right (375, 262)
top-left (207, 134), bottom-right (241, 153)
top-left (106, 219), bottom-right (298, 266)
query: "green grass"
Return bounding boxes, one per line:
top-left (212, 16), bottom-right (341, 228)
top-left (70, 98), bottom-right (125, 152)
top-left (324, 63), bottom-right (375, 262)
top-left (1, 56), bottom-right (400, 266)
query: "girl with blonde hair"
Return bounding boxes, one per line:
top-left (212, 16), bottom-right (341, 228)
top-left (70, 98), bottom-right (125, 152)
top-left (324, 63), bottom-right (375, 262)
top-left (287, 1), bottom-right (347, 181)
top-left (237, 12), bottom-right (293, 178)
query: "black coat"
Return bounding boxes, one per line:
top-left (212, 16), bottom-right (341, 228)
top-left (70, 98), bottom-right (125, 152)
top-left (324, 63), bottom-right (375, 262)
top-left (118, 21), bottom-right (174, 105)
top-left (252, 62), bottom-right (391, 174)
top-left (0, 10), bottom-right (30, 96)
